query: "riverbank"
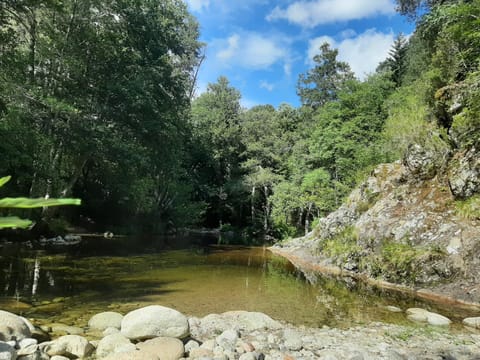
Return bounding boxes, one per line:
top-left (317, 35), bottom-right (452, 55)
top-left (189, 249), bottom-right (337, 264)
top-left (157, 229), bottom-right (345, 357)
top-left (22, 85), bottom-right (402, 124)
top-left (1, 305), bottom-right (480, 360)
top-left (270, 245), bottom-right (480, 313)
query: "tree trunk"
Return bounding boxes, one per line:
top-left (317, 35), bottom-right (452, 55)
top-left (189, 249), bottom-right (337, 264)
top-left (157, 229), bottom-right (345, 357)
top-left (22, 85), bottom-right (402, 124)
top-left (305, 202), bottom-right (313, 235)
top-left (263, 185), bottom-right (269, 232)
top-left (251, 185), bottom-right (256, 224)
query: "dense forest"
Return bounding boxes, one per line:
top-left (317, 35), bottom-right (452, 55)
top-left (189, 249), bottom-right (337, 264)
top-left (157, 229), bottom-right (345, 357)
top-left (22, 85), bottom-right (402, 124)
top-left (1, 0), bottom-right (479, 240)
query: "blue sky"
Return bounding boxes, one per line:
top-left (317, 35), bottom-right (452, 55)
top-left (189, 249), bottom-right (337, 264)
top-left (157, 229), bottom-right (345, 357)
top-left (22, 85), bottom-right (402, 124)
top-left (185, 0), bottom-right (414, 108)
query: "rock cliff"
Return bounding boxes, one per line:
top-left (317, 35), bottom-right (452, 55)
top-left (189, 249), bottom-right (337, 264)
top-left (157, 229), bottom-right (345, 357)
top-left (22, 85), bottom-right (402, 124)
top-left (274, 147), bottom-right (480, 305)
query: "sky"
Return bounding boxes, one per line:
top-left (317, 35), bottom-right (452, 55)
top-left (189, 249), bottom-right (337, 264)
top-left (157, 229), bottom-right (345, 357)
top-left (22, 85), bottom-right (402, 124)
top-left (185, 0), bottom-right (414, 108)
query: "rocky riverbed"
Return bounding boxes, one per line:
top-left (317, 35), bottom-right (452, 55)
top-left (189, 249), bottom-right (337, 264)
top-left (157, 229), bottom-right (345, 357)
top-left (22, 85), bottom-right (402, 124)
top-left (1, 304), bottom-right (480, 360)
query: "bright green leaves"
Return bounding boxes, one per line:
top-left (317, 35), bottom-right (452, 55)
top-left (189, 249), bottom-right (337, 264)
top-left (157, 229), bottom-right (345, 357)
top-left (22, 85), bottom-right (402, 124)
top-left (0, 176), bottom-right (11, 188)
top-left (0, 175), bottom-right (81, 229)
top-left (0, 217), bottom-right (33, 229)
top-left (0, 197), bottom-right (81, 208)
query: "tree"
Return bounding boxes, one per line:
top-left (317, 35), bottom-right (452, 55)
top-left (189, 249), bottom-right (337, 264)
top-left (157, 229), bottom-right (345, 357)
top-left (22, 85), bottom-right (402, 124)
top-left (0, 0), bottom-right (203, 231)
top-left (378, 33), bottom-right (409, 86)
top-left (297, 42), bottom-right (355, 109)
top-left (190, 76), bottom-right (245, 227)
top-left (394, 0), bottom-right (456, 17)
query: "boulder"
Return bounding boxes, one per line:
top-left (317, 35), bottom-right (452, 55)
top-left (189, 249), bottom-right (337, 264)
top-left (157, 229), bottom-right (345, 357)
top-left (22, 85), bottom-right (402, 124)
top-left (121, 306), bottom-right (189, 340)
top-left (41, 335), bottom-right (94, 358)
top-left (95, 333), bottom-right (135, 358)
top-left (195, 311), bottom-right (282, 338)
top-left (88, 312), bottom-right (123, 331)
top-left (463, 317), bottom-right (480, 329)
top-left (403, 144), bottom-right (439, 180)
top-left (0, 342), bottom-right (16, 360)
top-left (136, 337), bottom-right (184, 360)
top-left (0, 311), bottom-right (32, 342)
top-left (406, 308), bottom-right (451, 326)
top-left (448, 147), bottom-right (480, 198)
top-left (222, 311), bottom-right (282, 332)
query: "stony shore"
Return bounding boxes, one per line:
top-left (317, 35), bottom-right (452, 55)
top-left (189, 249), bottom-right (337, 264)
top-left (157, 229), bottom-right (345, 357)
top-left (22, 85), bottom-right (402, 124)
top-left (1, 304), bottom-right (480, 360)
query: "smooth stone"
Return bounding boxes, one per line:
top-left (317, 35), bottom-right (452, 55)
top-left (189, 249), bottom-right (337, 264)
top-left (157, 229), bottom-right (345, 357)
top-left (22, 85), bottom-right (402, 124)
top-left (19, 318), bottom-right (35, 334)
top-left (283, 329), bottom-right (302, 351)
top-left (17, 343), bottom-right (38, 356)
top-left (185, 339), bottom-right (200, 353)
top-left (18, 339), bottom-right (37, 349)
top-left (50, 356), bottom-right (70, 360)
top-left (121, 305), bottom-right (189, 340)
top-left (189, 347), bottom-right (214, 359)
top-left (0, 342), bottom-right (16, 360)
top-left (88, 312), bottom-right (123, 331)
top-left (385, 306), bottom-right (402, 313)
top-left (102, 327), bottom-right (120, 336)
top-left (463, 317), bottom-right (480, 329)
top-left (41, 335), bottom-right (94, 358)
top-left (101, 350), bottom-right (159, 360)
top-left (426, 312), bottom-right (451, 326)
top-left (96, 333), bottom-right (135, 358)
top-left (137, 337), bottom-right (184, 360)
top-left (405, 308), bottom-right (451, 326)
top-left (0, 310), bottom-right (32, 341)
top-left (215, 329), bottom-right (239, 351)
top-left (200, 340), bottom-right (215, 351)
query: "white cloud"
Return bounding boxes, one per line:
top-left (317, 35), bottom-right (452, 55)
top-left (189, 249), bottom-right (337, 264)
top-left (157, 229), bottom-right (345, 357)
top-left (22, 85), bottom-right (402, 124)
top-left (307, 29), bottom-right (394, 80)
top-left (267, 0), bottom-right (395, 28)
top-left (260, 80), bottom-right (275, 91)
top-left (215, 32), bottom-right (287, 70)
top-left (283, 63), bottom-right (292, 76)
top-left (217, 34), bottom-right (240, 61)
top-left (185, 0), bottom-right (210, 12)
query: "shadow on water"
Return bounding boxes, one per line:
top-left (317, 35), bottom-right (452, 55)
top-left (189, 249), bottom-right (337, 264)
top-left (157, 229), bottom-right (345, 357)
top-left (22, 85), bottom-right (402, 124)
top-left (0, 236), bottom-right (478, 329)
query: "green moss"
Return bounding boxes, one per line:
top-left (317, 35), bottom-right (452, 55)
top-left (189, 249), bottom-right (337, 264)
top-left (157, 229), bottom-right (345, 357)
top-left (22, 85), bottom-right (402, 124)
top-left (455, 194), bottom-right (480, 220)
top-left (319, 226), bottom-right (362, 264)
top-left (367, 240), bottom-right (445, 284)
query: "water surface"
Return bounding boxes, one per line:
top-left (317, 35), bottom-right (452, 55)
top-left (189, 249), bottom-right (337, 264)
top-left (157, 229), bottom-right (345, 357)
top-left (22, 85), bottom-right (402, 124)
top-left (0, 237), bottom-right (476, 329)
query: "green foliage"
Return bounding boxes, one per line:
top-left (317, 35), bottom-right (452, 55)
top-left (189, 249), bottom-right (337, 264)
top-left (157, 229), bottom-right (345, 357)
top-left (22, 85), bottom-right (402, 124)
top-left (319, 226), bottom-right (362, 263)
top-left (0, 0), bottom-right (203, 232)
top-left (0, 176), bottom-right (80, 229)
top-left (297, 42), bottom-right (355, 109)
top-left (455, 194), bottom-right (480, 220)
top-left (367, 240), bottom-right (446, 284)
top-left (383, 82), bottom-right (435, 158)
top-left (378, 33), bottom-right (409, 86)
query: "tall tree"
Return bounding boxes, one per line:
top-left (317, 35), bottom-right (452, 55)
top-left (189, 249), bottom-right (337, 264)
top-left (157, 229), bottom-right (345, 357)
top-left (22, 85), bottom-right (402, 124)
top-left (297, 42), bottom-right (355, 109)
top-left (190, 76), bottom-right (245, 227)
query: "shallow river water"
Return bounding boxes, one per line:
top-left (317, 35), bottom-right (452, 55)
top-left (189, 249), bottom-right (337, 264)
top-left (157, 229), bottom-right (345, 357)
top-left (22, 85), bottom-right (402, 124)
top-left (0, 236), bottom-right (475, 329)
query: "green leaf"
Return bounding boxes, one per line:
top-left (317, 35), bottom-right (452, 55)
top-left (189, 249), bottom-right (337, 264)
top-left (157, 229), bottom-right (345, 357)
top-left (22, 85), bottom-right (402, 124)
top-left (0, 217), bottom-right (32, 229)
top-left (0, 176), bottom-right (11, 188)
top-left (0, 197), bottom-right (81, 208)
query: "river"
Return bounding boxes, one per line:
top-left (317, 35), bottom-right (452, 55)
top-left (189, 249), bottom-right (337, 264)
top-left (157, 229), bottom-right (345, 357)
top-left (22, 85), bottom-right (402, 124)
top-left (0, 236), bottom-right (475, 329)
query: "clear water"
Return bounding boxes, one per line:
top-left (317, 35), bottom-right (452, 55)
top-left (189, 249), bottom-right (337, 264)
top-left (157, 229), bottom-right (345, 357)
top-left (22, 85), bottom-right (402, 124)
top-left (0, 237), bottom-right (476, 329)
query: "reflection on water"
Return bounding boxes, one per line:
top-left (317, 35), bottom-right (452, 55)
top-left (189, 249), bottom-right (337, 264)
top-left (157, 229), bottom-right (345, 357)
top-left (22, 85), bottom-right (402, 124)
top-left (0, 238), bottom-right (476, 329)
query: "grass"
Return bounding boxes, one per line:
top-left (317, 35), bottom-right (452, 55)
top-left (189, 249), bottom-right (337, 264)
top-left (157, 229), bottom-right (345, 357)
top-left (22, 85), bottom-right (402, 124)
top-left (318, 226), bottom-right (363, 265)
top-left (455, 194), bottom-right (480, 220)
